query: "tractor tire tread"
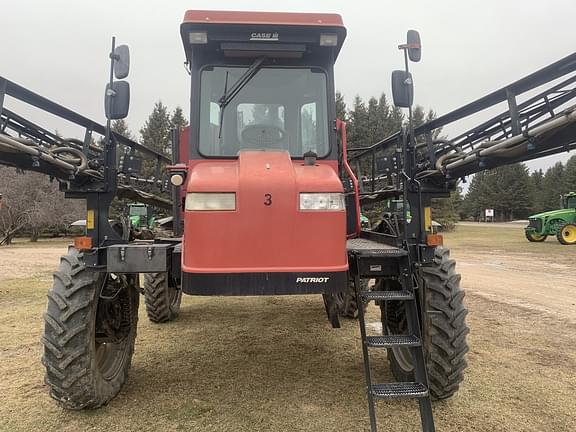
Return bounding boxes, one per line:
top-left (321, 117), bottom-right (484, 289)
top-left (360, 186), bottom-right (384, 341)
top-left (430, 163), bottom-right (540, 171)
top-left (525, 230), bottom-right (546, 242)
top-left (42, 248), bottom-right (137, 410)
top-left (143, 272), bottom-right (181, 323)
top-left (420, 247), bottom-right (470, 400)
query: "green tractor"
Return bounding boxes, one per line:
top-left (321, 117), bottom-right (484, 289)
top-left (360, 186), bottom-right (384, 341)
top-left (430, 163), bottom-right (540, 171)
top-left (128, 202), bottom-right (156, 234)
top-left (525, 192), bottom-right (576, 244)
top-left (128, 203), bottom-right (155, 229)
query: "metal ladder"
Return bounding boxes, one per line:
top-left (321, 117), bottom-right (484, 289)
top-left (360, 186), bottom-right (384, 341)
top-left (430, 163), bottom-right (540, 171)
top-left (351, 252), bottom-right (435, 432)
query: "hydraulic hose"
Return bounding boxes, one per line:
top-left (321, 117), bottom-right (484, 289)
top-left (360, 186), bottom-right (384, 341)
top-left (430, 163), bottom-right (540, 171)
top-left (0, 134), bottom-right (89, 173)
top-left (437, 107), bottom-right (576, 173)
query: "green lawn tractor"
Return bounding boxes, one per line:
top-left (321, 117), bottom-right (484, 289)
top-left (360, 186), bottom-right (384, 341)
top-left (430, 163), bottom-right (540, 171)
top-left (525, 192), bottom-right (576, 244)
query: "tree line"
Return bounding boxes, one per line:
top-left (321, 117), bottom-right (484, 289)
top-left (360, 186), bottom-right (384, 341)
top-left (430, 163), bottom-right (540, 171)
top-left (336, 92), bottom-right (459, 226)
top-left (461, 157), bottom-right (576, 221)
top-left (0, 102), bottom-right (188, 245)
top-left (336, 91), bottom-right (436, 149)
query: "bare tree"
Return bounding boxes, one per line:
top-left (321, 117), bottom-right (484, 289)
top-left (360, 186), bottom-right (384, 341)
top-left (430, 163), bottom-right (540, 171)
top-left (0, 168), bottom-right (36, 244)
top-left (0, 167), bottom-right (83, 244)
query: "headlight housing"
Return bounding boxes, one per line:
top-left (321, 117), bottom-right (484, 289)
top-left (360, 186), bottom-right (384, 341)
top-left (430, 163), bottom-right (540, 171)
top-left (299, 193), bottom-right (345, 211)
top-left (185, 193), bottom-right (236, 211)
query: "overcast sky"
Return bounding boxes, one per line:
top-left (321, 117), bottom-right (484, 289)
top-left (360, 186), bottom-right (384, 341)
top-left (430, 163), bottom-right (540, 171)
top-left (2, 0), bottom-right (575, 173)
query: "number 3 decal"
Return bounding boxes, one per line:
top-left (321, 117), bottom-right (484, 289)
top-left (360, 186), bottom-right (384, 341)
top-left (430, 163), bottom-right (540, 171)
top-left (264, 194), bottom-right (272, 206)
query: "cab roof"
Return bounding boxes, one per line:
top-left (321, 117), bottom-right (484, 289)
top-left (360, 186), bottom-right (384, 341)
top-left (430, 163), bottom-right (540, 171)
top-left (181, 10), bottom-right (347, 62)
top-left (182, 10), bottom-right (344, 27)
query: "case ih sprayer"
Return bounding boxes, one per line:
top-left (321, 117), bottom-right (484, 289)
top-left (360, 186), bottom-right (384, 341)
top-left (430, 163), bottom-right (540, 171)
top-left (1, 10), bottom-right (576, 432)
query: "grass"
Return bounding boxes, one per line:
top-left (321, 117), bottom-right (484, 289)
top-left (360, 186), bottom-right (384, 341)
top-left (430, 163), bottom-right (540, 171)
top-left (444, 223), bottom-right (576, 264)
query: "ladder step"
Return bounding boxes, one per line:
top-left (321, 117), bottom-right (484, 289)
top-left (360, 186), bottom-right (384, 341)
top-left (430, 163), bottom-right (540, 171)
top-left (361, 290), bottom-right (414, 301)
top-left (366, 335), bottom-right (421, 348)
top-left (371, 382), bottom-right (429, 399)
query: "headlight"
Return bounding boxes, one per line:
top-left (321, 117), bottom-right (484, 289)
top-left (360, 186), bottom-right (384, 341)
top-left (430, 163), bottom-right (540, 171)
top-left (299, 193), bottom-right (345, 211)
top-left (185, 193), bottom-right (236, 211)
top-left (170, 173), bottom-right (185, 186)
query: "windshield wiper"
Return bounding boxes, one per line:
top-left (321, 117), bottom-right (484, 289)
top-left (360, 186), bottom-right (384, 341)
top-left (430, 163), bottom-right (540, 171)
top-left (218, 57), bottom-right (266, 139)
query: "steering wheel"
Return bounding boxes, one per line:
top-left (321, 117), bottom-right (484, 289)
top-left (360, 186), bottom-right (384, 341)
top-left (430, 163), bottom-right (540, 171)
top-left (240, 124), bottom-right (286, 148)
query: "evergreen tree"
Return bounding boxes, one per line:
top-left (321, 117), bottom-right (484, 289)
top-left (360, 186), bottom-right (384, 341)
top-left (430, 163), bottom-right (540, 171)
top-left (139, 101), bottom-right (172, 179)
top-left (335, 91), bottom-right (347, 121)
top-left (540, 162), bottom-right (565, 210)
top-left (493, 163), bottom-right (532, 220)
top-left (564, 155), bottom-right (576, 192)
top-left (111, 119), bottom-right (134, 164)
top-left (140, 101), bottom-right (172, 155)
top-left (461, 171), bottom-right (497, 220)
top-left (377, 93), bottom-right (392, 137)
top-left (366, 96), bottom-right (380, 145)
top-left (170, 106), bottom-right (189, 130)
top-left (425, 109), bottom-right (443, 139)
top-left (530, 169), bottom-right (545, 213)
top-left (388, 106), bottom-right (404, 134)
top-left (111, 119), bottom-right (134, 139)
top-left (462, 163), bottom-right (532, 220)
top-left (347, 95), bottom-right (371, 148)
top-left (431, 189), bottom-right (462, 231)
top-left (412, 105), bottom-right (426, 127)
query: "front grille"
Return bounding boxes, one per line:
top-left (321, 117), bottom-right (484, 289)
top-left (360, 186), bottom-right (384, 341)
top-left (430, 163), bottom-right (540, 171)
top-left (528, 218), bottom-right (542, 232)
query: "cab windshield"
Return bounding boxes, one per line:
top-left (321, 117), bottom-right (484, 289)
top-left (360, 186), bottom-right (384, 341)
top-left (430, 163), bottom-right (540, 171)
top-left (199, 66), bottom-right (329, 158)
top-left (566, 195), bottom-right (576, 208)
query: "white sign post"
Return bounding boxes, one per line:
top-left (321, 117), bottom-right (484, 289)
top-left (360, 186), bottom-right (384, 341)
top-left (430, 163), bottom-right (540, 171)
top-left (485, 208), bottom-right (494, 222)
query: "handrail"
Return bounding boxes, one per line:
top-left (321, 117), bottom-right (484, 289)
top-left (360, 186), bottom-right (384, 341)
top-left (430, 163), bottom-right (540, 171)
top-left (338, 119), bottom-right (361, 237)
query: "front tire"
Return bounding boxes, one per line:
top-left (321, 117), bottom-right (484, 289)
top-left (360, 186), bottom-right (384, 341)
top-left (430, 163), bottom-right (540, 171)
top-left (42, 248), bottom-right (139, 409)
top-left (525, 229), bottom-right (547, 242)
top-left (382, 247), bottom-right (469, 400)
top-left (557, 223), bottom-right (576, 245)
top-left (143, 272), bottom-right (182, 323)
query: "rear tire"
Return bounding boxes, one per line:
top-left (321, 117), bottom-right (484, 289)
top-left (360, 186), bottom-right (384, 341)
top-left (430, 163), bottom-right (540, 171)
top-left (42, 248), bottom-right (139, 409)
top-left (525, 230), bottom-right (547, 242)
top-left (143, 272), bottom-right (182, 323)
top-left (557, 223), bottom-right (576, 245)
top-left (382, 247), bottom-right (469, 400)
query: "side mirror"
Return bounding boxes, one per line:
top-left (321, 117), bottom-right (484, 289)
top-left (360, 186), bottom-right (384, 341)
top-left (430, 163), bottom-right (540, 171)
top-left (391, 70), bottom-right (413, 108)
top-left (406, 30), bottom-right (421, 62)
top-left (113, 45), bottom-right (130, 79)
top-left (105, 81), bottom-right (130, 120)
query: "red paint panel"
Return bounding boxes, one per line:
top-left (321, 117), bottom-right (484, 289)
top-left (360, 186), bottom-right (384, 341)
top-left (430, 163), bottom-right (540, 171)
top-left (182, 151), bottom-right (347, 274)
top-left (183, 10), bottom-right (344, 27)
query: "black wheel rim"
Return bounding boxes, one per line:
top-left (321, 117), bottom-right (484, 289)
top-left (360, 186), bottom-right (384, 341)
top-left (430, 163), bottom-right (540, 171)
top-left (95, 274), bottom-right (133, 381)
top-left (96, 341), bottom-right (128, 381)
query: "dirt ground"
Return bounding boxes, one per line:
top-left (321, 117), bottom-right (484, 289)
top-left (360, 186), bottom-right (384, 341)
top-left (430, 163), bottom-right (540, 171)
top-left (0, 226), bottom-right (575, 432)
top-left (0, 239), bottom-right (70, 280)
top-left (446, 223), bottom-right (575, 323)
